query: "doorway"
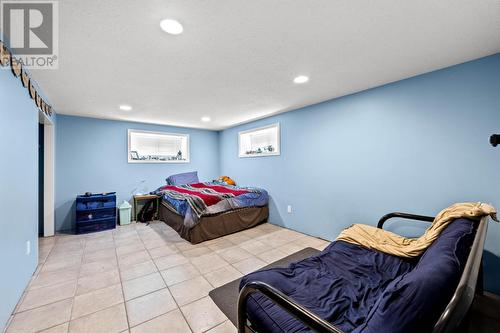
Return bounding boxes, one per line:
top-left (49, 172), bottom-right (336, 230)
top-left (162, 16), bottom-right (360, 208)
top-left (38, 111), bottom-right (55, 237)
top-left (38, 123), bottom-right (44, 236)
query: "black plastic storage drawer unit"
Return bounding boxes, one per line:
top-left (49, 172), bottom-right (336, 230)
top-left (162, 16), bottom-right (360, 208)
top-left (76, 192), bottom-right (117, 234)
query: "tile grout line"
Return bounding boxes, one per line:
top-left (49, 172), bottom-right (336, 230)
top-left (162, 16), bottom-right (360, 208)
top-left (113, 225), bottom-right (134, 332)
top-left (138, 222), bottom-right (195, 333)
top-left (201, 320), bottom-right (232, 333)
top-left (30, 234), bottom-right (86, 333)
top-left (127, 226), bottom-right (196, 331)
top-left (66, 235), bottom-right (86, 328)
top-left (153, 225), bottom-right (244, 332)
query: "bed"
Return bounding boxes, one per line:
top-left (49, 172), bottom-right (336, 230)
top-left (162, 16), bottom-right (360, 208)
top-left (238, 213), bottom-right (491, 333)
top-left (156, 182), bottom-right (269, 244)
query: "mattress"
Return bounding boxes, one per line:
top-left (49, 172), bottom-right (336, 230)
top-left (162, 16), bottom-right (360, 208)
top-left (157, 182), bottom-right (269, 228)
top-left (239, 218), bottom-right (476, 333)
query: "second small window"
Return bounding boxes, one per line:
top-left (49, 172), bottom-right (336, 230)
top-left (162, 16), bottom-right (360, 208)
top-left (238, 123), bottom-right (280, 158)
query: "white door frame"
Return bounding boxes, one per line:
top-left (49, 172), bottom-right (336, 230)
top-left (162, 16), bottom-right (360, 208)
top-left (39, 111), bottom-right (55, 237)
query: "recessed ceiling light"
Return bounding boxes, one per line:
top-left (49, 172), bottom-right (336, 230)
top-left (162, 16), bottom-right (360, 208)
top-left (293, 75), bottom-right (309, 84)
top-left (119, 104), bottom-right (132, 111)
top-left (160, 19), bottom-right (183, 35)
top-left (201, 116), bottom-right (211, 122)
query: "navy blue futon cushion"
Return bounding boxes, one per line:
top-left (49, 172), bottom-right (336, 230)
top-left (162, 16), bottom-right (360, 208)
top-left (240, 218), bottom-right (476, 333)
top-left (240, 241), bottom-right (416, 332)
top-left (354, 218), bottom-right (476, 333)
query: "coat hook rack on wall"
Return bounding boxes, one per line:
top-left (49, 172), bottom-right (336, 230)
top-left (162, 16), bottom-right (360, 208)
top-left (490, 134), bottom-right (499, 147)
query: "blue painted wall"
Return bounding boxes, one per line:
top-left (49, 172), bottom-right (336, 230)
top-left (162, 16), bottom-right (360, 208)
top-left (55, 115), bottom-right (220, 232)
top-left (219, 54), bottom-right (500, 293)
top-left (0, 70), bottom-right (39, 328)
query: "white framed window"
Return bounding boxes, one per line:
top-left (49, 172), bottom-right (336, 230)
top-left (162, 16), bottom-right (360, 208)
top-left (128, 129), bottom-right (190, 163)
top-left (238, 123), bottom-right (280, 158)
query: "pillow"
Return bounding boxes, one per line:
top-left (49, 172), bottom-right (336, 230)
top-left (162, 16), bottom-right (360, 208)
top-left (166, 171), bottom-right (199, 186)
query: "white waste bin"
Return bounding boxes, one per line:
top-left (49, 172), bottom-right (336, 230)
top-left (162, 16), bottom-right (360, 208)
top-left (118, 201), bottom-right (132, 225)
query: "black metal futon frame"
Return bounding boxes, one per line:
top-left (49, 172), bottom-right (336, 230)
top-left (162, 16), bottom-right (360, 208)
top-left (238, 212), bottom-right (490, 333)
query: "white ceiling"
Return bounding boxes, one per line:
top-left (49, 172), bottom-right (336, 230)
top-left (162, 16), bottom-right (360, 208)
top-left (30, 0), bottom-right (500, 130)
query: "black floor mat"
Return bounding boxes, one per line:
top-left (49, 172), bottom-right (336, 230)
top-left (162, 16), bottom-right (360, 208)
top-left (208, 247), bottom-right (320, 326)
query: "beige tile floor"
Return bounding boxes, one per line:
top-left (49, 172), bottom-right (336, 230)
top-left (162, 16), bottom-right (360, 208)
top-left (5, 222), bottom-right (329, 333)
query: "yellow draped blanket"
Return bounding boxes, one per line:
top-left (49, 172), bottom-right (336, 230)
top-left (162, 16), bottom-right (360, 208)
top-left (336, 202), bottom-right (498, 258)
